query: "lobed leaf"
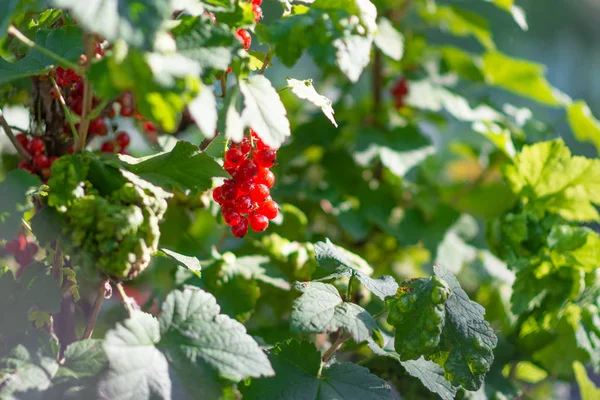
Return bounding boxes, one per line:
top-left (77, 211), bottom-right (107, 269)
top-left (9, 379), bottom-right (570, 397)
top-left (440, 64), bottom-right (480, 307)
top-left (291, 281), bottom-right (377, 342)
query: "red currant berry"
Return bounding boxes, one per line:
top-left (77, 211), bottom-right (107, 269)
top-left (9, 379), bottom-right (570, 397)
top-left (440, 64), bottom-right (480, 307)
top-left (41, 168), bottom-right (51, 180)
top-left (5, 240), bottom-right (18, 254)
top-left (15, 252), bottom-right (32, 267)
top-left (15, 235), bottom-right (27, 252)
top-left (221, 181), bottom-right (238, 202)
top-left (236, 29), bottom-right (251, 50)
top-left (239, 159), bottom-right (259, 181)
top-left (252, 5), bottom-right (263, 21)
top-left (250, 184), bottom-right (270, 203)
top-left (18, 160), bottom-right (34, 173)
top-left (236, 180), bottom-right (255, 195)
top-left (248, 212), bottom-right (269, 232)
top-left (33, 154), bottom-right (50, 170)
top-left (15, 133), bottom-right (29, 148)
top-left (28, 138), bottom-right (45, 155)
top-left (89, 118), bottom-right (107, 135)
top-left (240, 137), bottom-right (252, 155)
top-left (259, 200), bottom-right (279, 220)
top-left (115, 131), bottom-right (131, 148)
top-left (255, 168), bottom-right (275, 188)
top-left (225, 147), bottom-right (245, 167)
top-left (255, 148), bottom-right (276, 168)
top-left (223, 210), bottom-right (243, 226)
top-left (94, 42), bottom-right (105, 57)
top-left (212, 186), bottom-right (225, 204)
top-left (252, 0), bottom-right (262, 5)
top-left (235, 195), bottom-right (254, 214)
top-left (144, 121), bottom-right (157, 134)
top-left (25, 242), bottom-right (38, 257)
top-left (101, 141), bottom-right (115, 153)
top-left (48, 156), bottom-right (59, 168)
top-left (231, 217), bottom-right (248, 238)
top-left (121, 106), bottom-right (134, 117)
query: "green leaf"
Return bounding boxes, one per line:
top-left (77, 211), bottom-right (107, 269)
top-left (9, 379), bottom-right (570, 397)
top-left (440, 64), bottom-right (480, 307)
top-left (188, 84), bottom-right (218, 140)
top-left (481, 51), bottom-right (559, 105)
top-left (503, 140), bottom-right (600, 221)
top-left (291, 282), bottom-right (377, 342)
top-left (367, 335), bottom-right (459, 399)
top-left (574, 361), bottom-right (600, 400)
top-left (0, 331), bottom-right (59, 397)
top-left (373, 17), bottom-right (404, 61)
top-left (333, 34), bottom-right (373, 83)
top-left (354, 127), bottom-right (435, 178)
top-left (46, 153), bottom-right (89, 211)
top-left (0, 0), bottom-right (19, 40)
top-left (20, 262), bottom-right (62, 314)
top-left (287, 78), bottom-right (337, 127)
top-left (218, 85), bottom-right (245, 143)
top-left (120, 140), bottom-right (227, 192)
top-left (98, 312), bottom-right (173, 399)
top-left (240, 75), bottom-right (291, 148)
top-left (158, 287), bottom-right (274, 380)
top-left (159, 248), bottom-right (202, 277)
top-left (482, 0), bottom-right (528, 30)
top-left (314, 238), bottom-right (398, 300)
top-left (0, 27), bottom-right (84, 85)
top-left (386, 276), bottom-right (450, 360)
top-left (405, 79), bottom-right (501, 122)
top-left (241, 339), bottom-right (392, 400)
top-left (0, 169), bottom-right (40, 240)
top-left (214, 1), bottom-right (255, 28)
top-left (567, 100), bottom-right (600, 154)
top-left (89, 49), bottom-right (199, 131)
top-left (547, 225), bottom-right (600, 272)
top-left (312, 0), bottom-right (378, 34)
top-left (56, 340), bottom-right (108, 381)
top-left (419, 5), bottom-right (495, 50)
top-left (266, 13), bottom-right (316, 67)
top-left (51, 0), bottom-right (171, 50)
top-left (171, 15), bottom-right (241, 71)
top-left (439, 46), bottom-right (484, 81)
top-left (429, 266), bottom-right (497, 391)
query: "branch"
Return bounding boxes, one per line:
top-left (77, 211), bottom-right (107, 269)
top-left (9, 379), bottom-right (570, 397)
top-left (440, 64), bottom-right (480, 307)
top-left (0, 109), bottom-right (32, 161)
top-left (200, 130), bottom-right (220, 151)
top-left (74, 34), bottom-right (95, 152)
top-left (50, 76), bottom-right (79, 142)
top-left (322, 331), bottom-right (350, 362)
top-left (7, 25), bottom-right (83, 74)
top-left (82, 279), bottom-right (108, 339)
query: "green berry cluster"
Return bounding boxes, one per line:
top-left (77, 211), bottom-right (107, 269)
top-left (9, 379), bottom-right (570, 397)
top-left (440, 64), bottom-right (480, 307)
top-left (45, 153), bottom-right (170, 279)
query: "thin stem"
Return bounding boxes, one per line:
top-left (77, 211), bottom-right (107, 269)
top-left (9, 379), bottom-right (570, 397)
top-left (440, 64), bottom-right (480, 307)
top-left (0, 109), bottom-right (32, 161)
top-left (88, 98), bottom-right (110, 120)
top-left (8, 125), bottom-right (27, 133)
top-left (200, 130), bottom-right (220, 151)
top-left (82, 280), bottom-right (108, 339)
top-left (346, 275), bottom-right (355, 302)
top-left (8, 25), bottom-right (83, 74)
top-left (322, 331), bottom-right (350, 362)
top-left (74, 34), bottom-right (95, 153)
top-left (50, 76), bottom-right (79, 142)
top-left (115, 282), bottom-right (134, 316)
top-left (259, 49), bottom-right (273, 74)
top-left (372, 308), bottom-right (387, 320)
top-left (277, 85), bottom-right (291, 94)
top-left (220, 73), bottom-right (228, 99)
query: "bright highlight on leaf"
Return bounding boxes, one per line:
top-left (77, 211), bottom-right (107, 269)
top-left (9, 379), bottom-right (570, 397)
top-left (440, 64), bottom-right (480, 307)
top-left (287, 78), bottom-right (337, 127)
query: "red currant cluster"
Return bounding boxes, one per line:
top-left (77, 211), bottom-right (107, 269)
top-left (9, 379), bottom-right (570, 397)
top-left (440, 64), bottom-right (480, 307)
top-left (5, 233), bottom-right (38, 276)
top-left (16, 134), bottom-right (58, 180)
top-left (391, 77), bottom-right (409, 109)
top-left (212, 130), bottom-right (279, 238)
top-left (234, 0), bottom-right (262, 51)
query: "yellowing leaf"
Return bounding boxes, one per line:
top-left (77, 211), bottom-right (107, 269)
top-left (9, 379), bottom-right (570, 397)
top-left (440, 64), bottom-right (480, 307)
top-left (482, 51), bottom-right (559, 105)
top-left (567, 100), bottom-right (600, 154)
